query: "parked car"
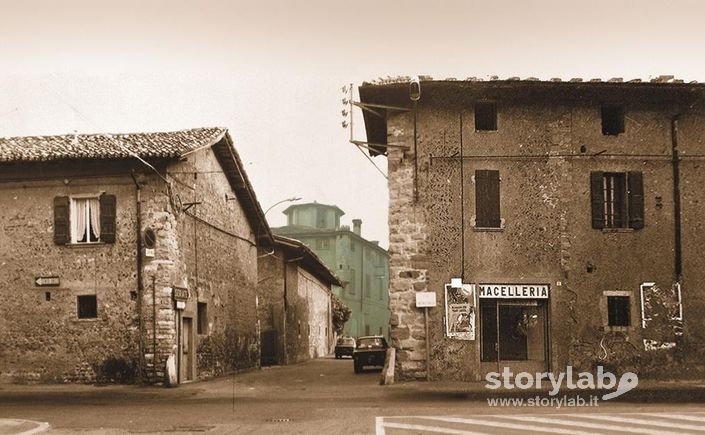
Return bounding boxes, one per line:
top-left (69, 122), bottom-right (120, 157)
top-left (335, 336), bottom-right (356, 359)
top-left (353, 336), bottom-right (388, 373)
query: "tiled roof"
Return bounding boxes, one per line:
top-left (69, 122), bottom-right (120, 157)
top-left (363, 75), bottom-right (700, 86)
top-left (0, 127), bottom-right (227, 162)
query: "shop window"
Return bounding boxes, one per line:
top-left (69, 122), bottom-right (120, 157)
top-left (197, 302), bottom-right (208, 335)
top-left (475, 102), bottom-right (497, 131)
top-left (590, 172), bottom-right (644, 229)
top-left (54, 194), bottom-right (116, 245)
top-left (607, 296), bottom-right (631, 327)
top-left (480, 300), bottom-right (547, 362)
top-left (475, 170), bottom-right (501, 228)
top-left (602, 104), bottom-right (624, 135)
top-left (77, 295), bottom-right (97, 319)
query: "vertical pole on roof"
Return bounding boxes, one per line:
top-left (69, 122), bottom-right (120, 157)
top-left (349, 84), bottom-right (354, 144)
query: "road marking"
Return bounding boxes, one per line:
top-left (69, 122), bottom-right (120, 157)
top-left (501, 415), bottom-right (686, 435)
top-left (573, 414), bottom-right (705, 432)
top-left (638, 412), bottom-right (705, 422)
top-left (380, 421), bottom-right (491, 435)
top-left (378, 412), bottom-right (705, 435)
top-left (0, 419), bottom-right (50, 435)
top-left (417, 416), bottom-right (601, 435)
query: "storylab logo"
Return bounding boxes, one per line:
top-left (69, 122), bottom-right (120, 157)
top-left (485, 366), bottom-right (639, 402)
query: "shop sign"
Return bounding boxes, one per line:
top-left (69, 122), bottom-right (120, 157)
top-left (478, 284), bottom-right (549, 299)
top-left (173, 286), bottom-right (189, 302)
top-left (416, 291), bottom-right (437, 308)
top-left (444, 283), bottom-right (476, 340)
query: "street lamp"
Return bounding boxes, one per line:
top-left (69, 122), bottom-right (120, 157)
top-left (264, 196), bottom-right (302, 216)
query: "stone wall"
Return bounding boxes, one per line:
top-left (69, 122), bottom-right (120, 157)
top-left (157, 146), bottom-right (259, 381)
top-left (385, 85), bottom-right (705, 380)
top-left (0, 143), bottom-right (261, 385)
top-left (0, 162), bottom-right (141, 383)
top-left (298, 268), bottom-right (332, 358)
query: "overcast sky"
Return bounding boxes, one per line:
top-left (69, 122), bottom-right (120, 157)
top-left (2, 0), bottom-right (705, 248)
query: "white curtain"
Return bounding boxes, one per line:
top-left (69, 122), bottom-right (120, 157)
top-left (72, 199), bottom-right (87, 242)
top-left (88, 198), bottom-right (101, 240)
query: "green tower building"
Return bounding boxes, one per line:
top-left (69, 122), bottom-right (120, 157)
top-left (273, 202), bottom-right (390, 340)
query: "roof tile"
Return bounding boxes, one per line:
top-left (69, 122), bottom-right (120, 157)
top-left (0, 127), bottom-right (226, 162)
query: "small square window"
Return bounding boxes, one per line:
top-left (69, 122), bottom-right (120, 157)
top-left (197, 302), bottom-right (208, 335)
top-left (601, 105), bottom-right (624, 135)
top-left (607, 296), bottom-right (630, 327)
top-left (77, 295), bottom-right (97, 319)
top-left (475, 102), bottom-right (497, 131)
top-left (316, 239), bottom-right (330, 250)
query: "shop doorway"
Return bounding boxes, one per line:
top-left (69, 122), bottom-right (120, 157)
top-left (480, 299), bottom-right (548, 373)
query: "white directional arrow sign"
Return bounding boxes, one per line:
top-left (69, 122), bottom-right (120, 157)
top-left (35, 276), bottom-right (60, 287)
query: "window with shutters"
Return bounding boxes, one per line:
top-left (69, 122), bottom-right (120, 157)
top-left (54, 194), bottom-right (117, 245)
top-left (474, 170), bottom-right (502, 229)
top-left (590, 172), bottom-right (644, 230)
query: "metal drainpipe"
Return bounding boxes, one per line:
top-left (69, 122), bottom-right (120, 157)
top-left (152, 275), bottom-right (157, 382)
top-left (671, 115), bottom-right (683, 283)
top-left (130, 173), bottom-right (144, 380)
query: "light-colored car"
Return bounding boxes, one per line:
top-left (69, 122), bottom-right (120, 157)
top-left (335, 337), bottom-right (356, 359)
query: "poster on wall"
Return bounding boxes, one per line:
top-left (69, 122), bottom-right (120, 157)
top-left (444, 283), bottom-right (476, 340)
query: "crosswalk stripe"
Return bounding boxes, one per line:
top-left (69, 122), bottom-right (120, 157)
top-left (499, 415), bottom-right (685, 435)
top-left (572, 414), bottom-right (705, 432)
top-left (380, 421), bottom-right (491, 435)
top-left (637, 412), bottom-right (705, 423)
top-left (417, 416), bottom-right (602, 435)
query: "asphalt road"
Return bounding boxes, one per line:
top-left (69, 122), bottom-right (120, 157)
top-left (1, 357), bottom-right (704, 434)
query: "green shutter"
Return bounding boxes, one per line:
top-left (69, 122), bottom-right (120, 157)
top-left (628, 171), bottom-right (644, 230)
top-left (590, 172), bottom-right (605, 229)
top-left (54, 196), bottom-right (70, 245)
top-left (475, 170), bottom-right (500, 228)
top-left (100, 194), bottom-right (116, 243)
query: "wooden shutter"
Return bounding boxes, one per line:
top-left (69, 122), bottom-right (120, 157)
top-left (628, 171), bottom-right (644, 229)
top-left (100, 194), bottom-right (117, 243)
top-left (54, 196), bottom-right (70, 245)
top-left (475, 170), bottom-right (500, 228)
top-left (590, 172), bottom-right (605, 229)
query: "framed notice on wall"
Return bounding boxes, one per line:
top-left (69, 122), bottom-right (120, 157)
top-left (444, 283), bottom-right (476, 340)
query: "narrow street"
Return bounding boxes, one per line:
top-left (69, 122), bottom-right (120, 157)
top-left (1, 357), bottom-right (705, 434)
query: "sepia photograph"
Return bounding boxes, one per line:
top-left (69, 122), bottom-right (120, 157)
top-left (1, 0), bottom-right (705, 433)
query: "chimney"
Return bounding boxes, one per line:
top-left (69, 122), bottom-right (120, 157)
top-left (352, 219), bottom-right (362, 236)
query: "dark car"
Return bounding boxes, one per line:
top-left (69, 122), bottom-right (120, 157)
top-left (353, 336), bottom-right (388, 373)
top-left (335, 337), bottom-right (356, 359)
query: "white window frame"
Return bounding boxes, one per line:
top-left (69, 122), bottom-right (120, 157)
top-left (70, 194), bottom-right (101, 244)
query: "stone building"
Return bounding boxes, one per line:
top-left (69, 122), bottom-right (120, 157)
top-left (358, 76), bottom-right (705, 381)
top-left (273, 202), bottom-right (390, 339)
top-left (258, 235), bottom-right (341, 365)
top-left (0, 127), bottom-right (272, 384)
